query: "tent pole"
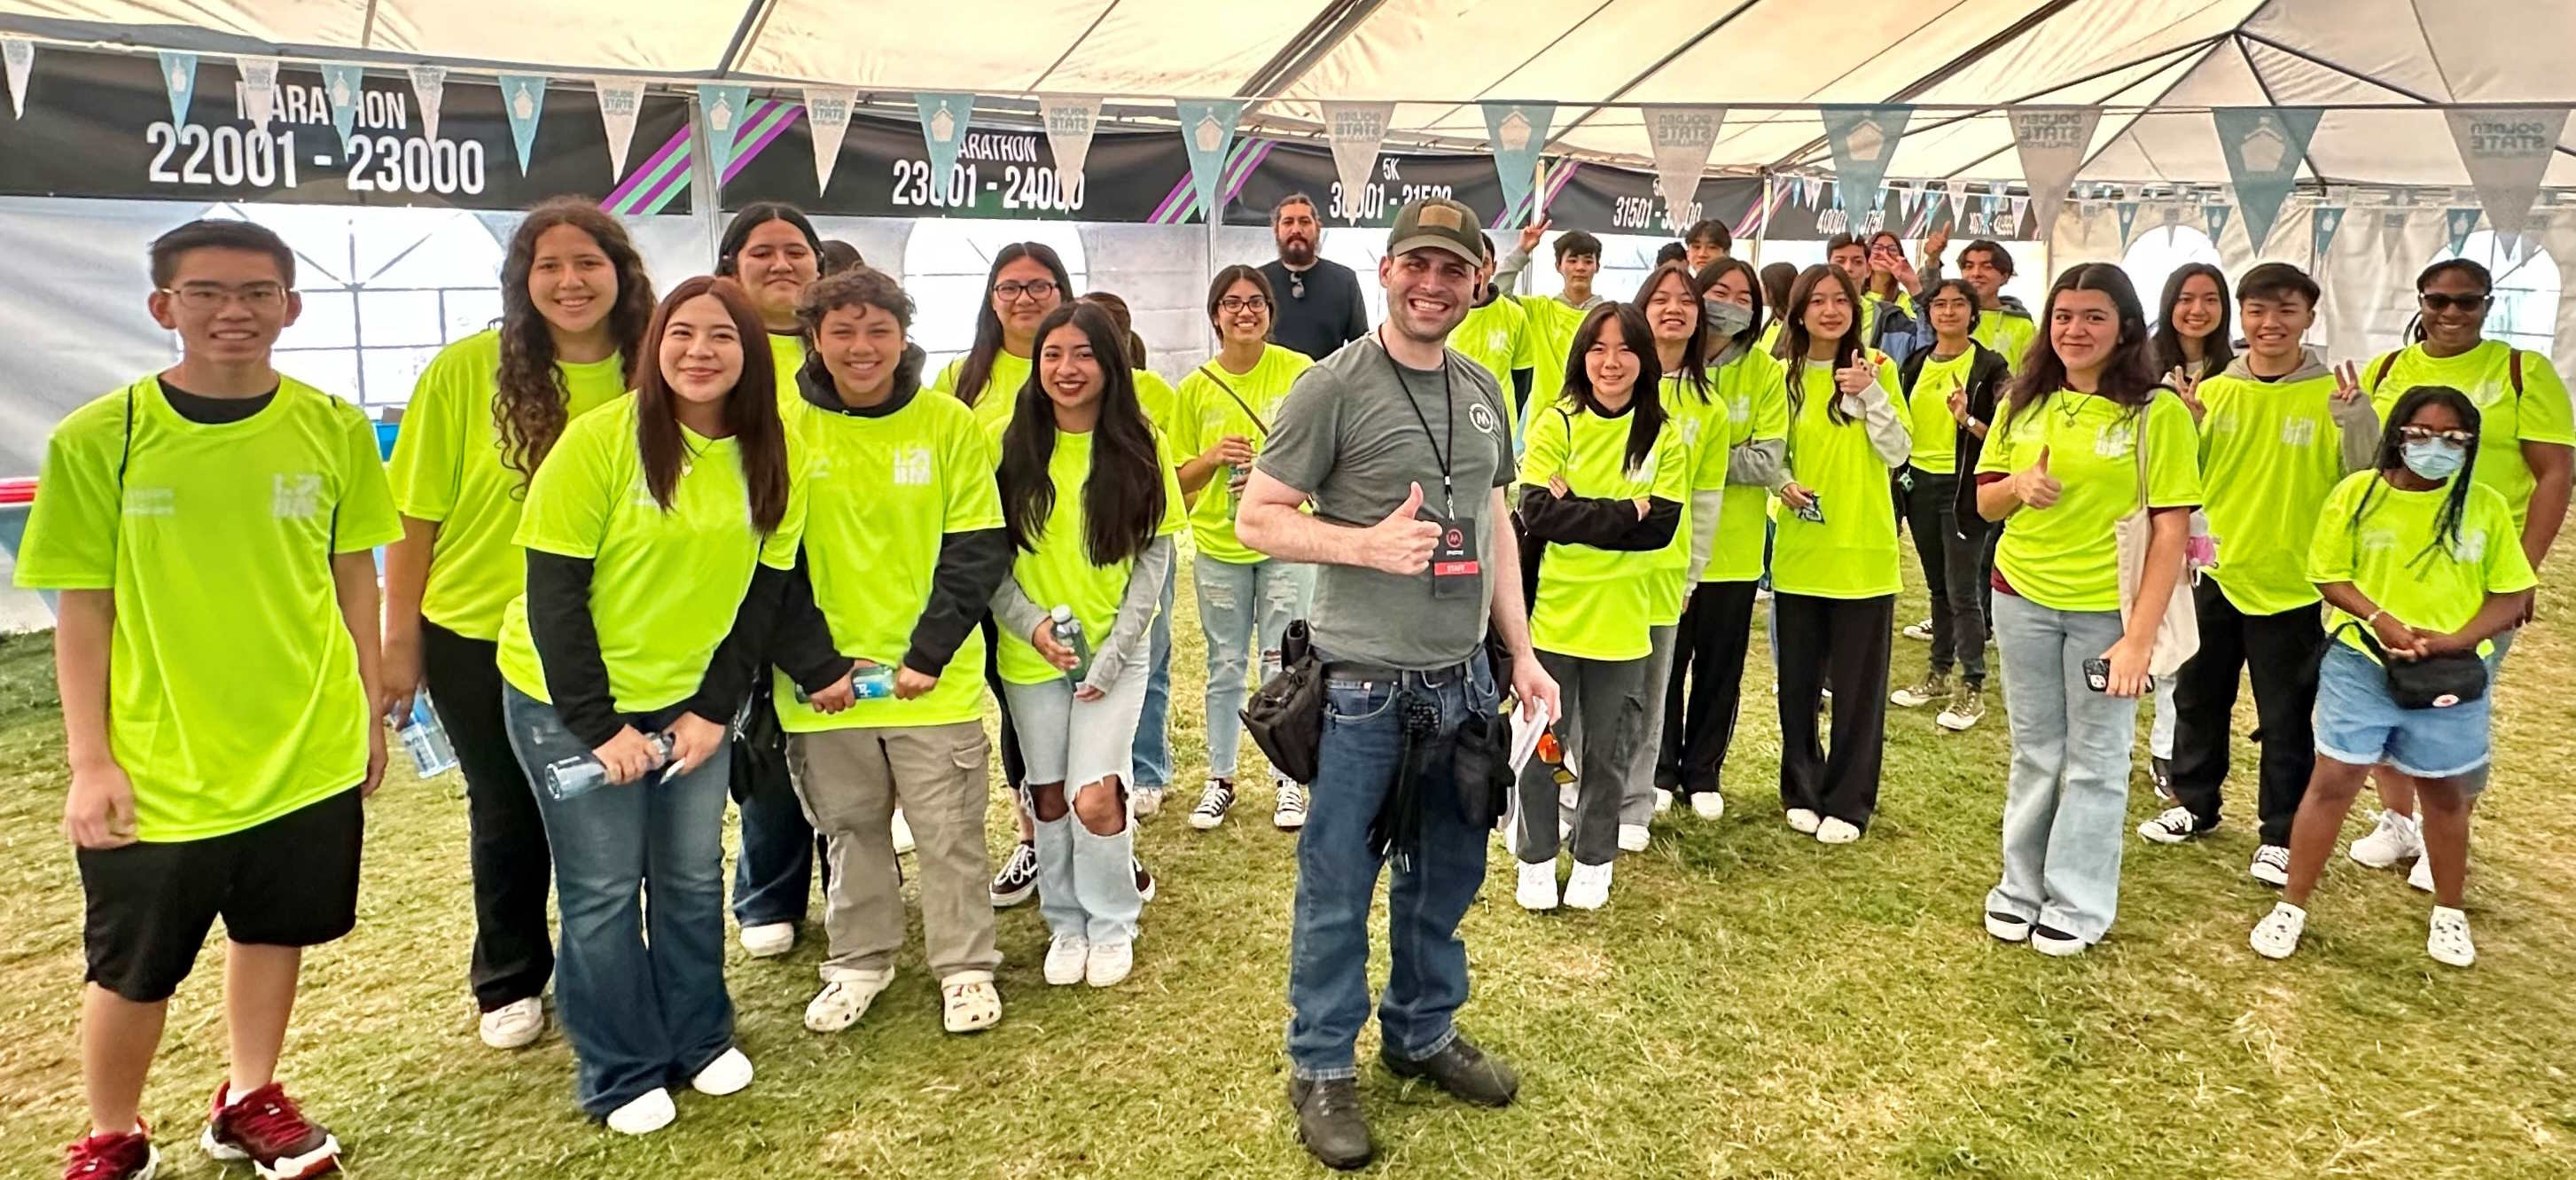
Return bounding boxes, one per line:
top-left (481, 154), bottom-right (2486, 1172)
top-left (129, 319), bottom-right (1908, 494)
top-left (688, 96), bottom-right (721, 265)
top-left (1752, 170), bottom-right (1770, 268)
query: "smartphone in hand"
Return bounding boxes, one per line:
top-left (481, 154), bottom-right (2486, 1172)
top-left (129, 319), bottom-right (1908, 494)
top-left (2082, 658), bottom-right (2111, 693)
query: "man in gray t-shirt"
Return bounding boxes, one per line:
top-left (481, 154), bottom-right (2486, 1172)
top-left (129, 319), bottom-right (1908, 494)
top-left (1238, 197), bottom-right (1558, 1171)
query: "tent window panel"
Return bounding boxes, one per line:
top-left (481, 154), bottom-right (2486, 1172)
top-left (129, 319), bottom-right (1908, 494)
top-left (2121, 227), bottom-right (2224, 333)
top-left (902, 221), bottom-right (1089, 375)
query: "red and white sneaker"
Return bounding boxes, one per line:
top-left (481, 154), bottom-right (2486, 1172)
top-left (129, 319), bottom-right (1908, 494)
top-left (201, 1082), bottom-right (340, 1178)
top-left (63, 1124), bottom-right (157, 1179)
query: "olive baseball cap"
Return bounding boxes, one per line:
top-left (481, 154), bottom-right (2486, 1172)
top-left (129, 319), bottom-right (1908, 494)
top-left (1386, 196), bottom-right (1484, 264)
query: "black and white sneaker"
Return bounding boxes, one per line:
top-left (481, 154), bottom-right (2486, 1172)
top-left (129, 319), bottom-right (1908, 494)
top-left (2030, 924), bottom-right (2088, 957)
top-left (1189, 778), bottom-right (1236, 831)
top-left (1273, 779), bottom-right (1308, 830)
top-left (2249, 844), bottom-right (2291, 887)
top-left (2135, 806), bottom-right (2211, 845)
top-left (2150, 756), bottom-right (2175, 802)
top-left (1901, 617), bottom-right (1935, 642)
top-left (1134, 856), bottom-right (1156, 903)
top-left (989, 840), bottom-right (1039, 907)
top-left (1984, 910), bottom-right (2032, 942)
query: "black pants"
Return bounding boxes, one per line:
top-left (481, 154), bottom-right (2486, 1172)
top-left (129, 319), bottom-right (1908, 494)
top-left (730, 691), bottom-right (826, 927)
top-left (420, 620), bottom-right (552, 1012)
top-left (2168, 580), bottom-right (2326, 845)
top-left (980, 613), bottom-right (1029, 801)
top-left (1658, 579), bottom-right (1759, 796)
top-left (1895, 468), bottom-right (1989, 682)
top-left (1773, 593), bottom-right (1894, 830)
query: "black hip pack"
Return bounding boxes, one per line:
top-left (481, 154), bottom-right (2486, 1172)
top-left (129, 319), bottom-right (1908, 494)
top-left (1241, 620), bottom-right (1326, 785)
top-left (2340, 623), bottom-right (2488, 710)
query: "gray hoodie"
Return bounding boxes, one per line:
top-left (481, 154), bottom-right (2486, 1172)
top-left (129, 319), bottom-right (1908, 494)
top-left (2210, 347), bottom-right (2380, 474)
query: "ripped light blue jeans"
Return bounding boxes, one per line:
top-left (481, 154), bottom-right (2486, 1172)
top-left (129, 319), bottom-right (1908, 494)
top-left (1193, 556), bottom-right (1315, 778)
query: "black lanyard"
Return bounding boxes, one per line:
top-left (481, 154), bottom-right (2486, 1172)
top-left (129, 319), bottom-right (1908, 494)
top-left (1377, 340), bottom-right (1456, 513)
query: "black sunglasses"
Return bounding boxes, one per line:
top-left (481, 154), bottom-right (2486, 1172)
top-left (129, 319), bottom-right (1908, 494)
top-left (2419, 292), bottom-right (2493, 313)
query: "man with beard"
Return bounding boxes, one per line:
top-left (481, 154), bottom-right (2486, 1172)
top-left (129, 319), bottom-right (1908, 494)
top-left (1259, 193), bottom-right (1370, 360)
top-left (1237, 198), bottom-right (1560, 1171)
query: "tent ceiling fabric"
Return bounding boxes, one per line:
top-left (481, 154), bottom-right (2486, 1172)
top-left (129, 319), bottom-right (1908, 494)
top-left (4, 0), bottom-right (2572, 188)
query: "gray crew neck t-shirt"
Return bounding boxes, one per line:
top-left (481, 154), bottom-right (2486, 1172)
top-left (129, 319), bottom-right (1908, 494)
top-left (1256, 335), bottom-right (1512, 670)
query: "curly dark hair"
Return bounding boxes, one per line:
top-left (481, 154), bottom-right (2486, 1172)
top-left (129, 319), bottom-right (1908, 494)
top-left (493, 198), bottom-right (653, 484)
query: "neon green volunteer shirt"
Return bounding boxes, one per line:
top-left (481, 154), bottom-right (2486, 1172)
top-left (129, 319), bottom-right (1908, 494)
top-left (388, 329), bottom-right (629, 640)
top-left (992, 426), bottom-right (1187, 684)
top-left (1704, 347), bottom-right (1790, 583)
top-left (1903, 349), bottom-right (1975, 475)
top-left (1653, 370), bottom-right (1730, 621)
top-left (2196, 369), bottom-right (2349, 614)
top-left (936, 351), bottom-right (1175, 435)
top-left (1518, 297), bottom-right (1589, 425)
top-left (1974, 309), bottom-right (2039, 374)
top-left (1771, 358), bottom-right (1909, 599)
top-left (2307, 471), bottom-right (2535, 661)
top-left (769, 332), bottom-right (806, 414)
top-left (1518, 400), bottom-right (1690, 660)
top-left (496, 396), bottom-right (806, 712)
top-left (775, 389), bottom-right (1002, 731)
top-left (2361, 340), bottom-right (2575, 531)
top-left (16, 376), bottom-right (402, 841)
top-left (1978, 389), bottom-right (2202, 613)
top-left (1174, 344), bottom-right (1313, 565)
top-left (1455, 297), bottom-right (1541, 394)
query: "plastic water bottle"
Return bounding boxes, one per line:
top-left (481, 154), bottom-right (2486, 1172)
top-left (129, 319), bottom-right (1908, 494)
top-left (542, 731), bottom-right (677, 802)
top-left (395, 693), bottom-right (459, 780)
top-left (792, 662), bottom-right (898, 703)
top-left (1049, 605), bottom-right (1093, 682)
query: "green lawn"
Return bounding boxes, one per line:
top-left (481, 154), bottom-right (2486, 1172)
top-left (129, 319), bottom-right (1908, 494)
top-left (3, 558), bottom-right (2574, 1179)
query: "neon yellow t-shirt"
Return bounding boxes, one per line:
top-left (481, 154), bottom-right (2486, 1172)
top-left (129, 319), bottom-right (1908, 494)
top-left (1174, 345), bottom-right (1314, 565)
top-left (1518, 296), bottom-right (1589, 425)
top-left (2197, 369), bottom-right (2350, 614)
top-left (775, 389), bottom-right (1002, 731)
top-left (15, 376), bottom-right (402, 841)
top-left (2361, 340), bottom-right (2575, 531)
top-left (387, 329), bottom-right (628, 640)
top-left (1704, 348), bottom-right (1790, 583)
top-left (496, 397), bottom-right (805, 712)
top-left (1454, 297), bottom-right (1540, 394)
top-left (1771, 358), bottom-right (1909, 598)
top-left (1978, 389), bottom-right (2203, 613)
top-left (1974, 309), bottom-right (2039, 374)
top-left (1653, 371), bottom-right (1730, 621)
top-left (1518, 400), bottom-right (1690, 660)
top-left (1903, 350), bottom-right (1974, 475)
top-left (992, 426), bottom-right (1188, 684)
top-left (769, 332), bottom-right (807, 414)
top-left (1756, 320), bottom-right (1784, 358)
top-left (2307, 472), bottom-right (2536, 661)
top-left (933, 351), bottom-right (1034, 436)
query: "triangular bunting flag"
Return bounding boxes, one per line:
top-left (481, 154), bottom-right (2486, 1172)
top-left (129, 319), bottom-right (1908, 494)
top-left (803, 87), bottom-right (855, 194)
top-left (1038, 95), bottom-right (1104, 198)
top-left (156, 51), bottom-right (197, 128)
top-left (1320, 101), bottom-right (1394, 223)
top-left (2008, 196), bottom-right (2028, 235)
top-left (2212, 106), bottom-right (2322, 252)
top-left (2444, 108), bottom-right (2570, 243)
top-left (2, 36), bottom-right (30, 120)
top-left (1481, 101), bottom-right (1556, 223)
top-left (1175, 99), bottom-right (1246, 224)
top-left (321, 64), bottom-right (364, 148)
top-left (498, 74), bottom-right (546, 175)
top-left (408, 66), bottom-right (447, 143)
top-left (2204, 202), bottom-right (2233, 241)
top-left (914, 91), bottom-right (977, 194)
top-left (1819, 105), bottom-right (1913, 227)
top-left (592, 77), bottom-right (645, 180)
top-left (2008, 106), bottom-right (2101, 241)
top-left (2116, 201), bottom-right (2141, 243)
top-left (236, 56), bottom-right (280, 131)
top-left (2446, 207), bottom-right (2481, 254)
top-left (1803, 175), bottom-right (1826, 207)
top-left (1944, 178), bottom-right (1969, 225)
top-left (2311, 205), bottom-right (2347, 261)
top-left (1640, 105), bottom-right (1723, 226)
top-left (700, 84), bottom-right (754, 182)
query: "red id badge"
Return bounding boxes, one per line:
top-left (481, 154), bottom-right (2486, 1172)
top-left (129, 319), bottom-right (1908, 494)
top-left (1425, 508), bottom-right (1480, 599)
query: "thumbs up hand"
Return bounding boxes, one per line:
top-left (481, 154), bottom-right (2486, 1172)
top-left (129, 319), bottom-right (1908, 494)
top-left (1364, 481), bottom-right (1443, 575)
top-left (1834, 356), bottom-right (1877, 396)
top-left (2018, 446), bottom-right (2061, 510)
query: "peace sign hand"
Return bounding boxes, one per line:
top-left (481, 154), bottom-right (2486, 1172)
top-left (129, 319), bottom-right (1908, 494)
top-left (1518, 216), bottom-right (1552, 256)
top-left (2166, 366), bottom-right (2206, 424)
top-left (2332, 359), bottom-right (2364, 404)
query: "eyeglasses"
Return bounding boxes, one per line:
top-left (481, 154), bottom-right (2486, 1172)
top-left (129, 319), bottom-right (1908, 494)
top-left (160, 283), bottom-right (288, 310)
top-left (2419, 292), bottom-right (2492, 313)
top-left (2398, 426), bottom-right (2474, 445)
top-left (1217, 295), bottom-right (1271, 314)
top-left (994, 279), bottom-right (1059, 302)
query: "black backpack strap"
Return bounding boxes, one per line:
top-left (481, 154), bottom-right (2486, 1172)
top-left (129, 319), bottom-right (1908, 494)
top-left (2371, 350), bottom-right (2399, 392)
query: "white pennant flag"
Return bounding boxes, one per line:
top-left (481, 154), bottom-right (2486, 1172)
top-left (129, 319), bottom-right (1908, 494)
top-left (2444, 108), bottom-right (2569, 243)
top-left (593, 77), bottom-right (646, 180)
top-left (1319, 101), bottom-right (1393, 223)
top-left (408, 65), bottom-right (448, 143)
top-left (237, 56), bottom-right (281, 131)
top-left (1038, 95), bottom-right (1103, 197)
top-left (3, 36), bottom-right (31, 120)
top-left (1944, 178), bottom-right (1970, 224)
top-left (803, 87), bottom-right (855, 193)
top-left (1640, 105), bottom-right (1725, 222)
top-left (2007, 106), bottom-right (2100, 242)
top-left (1801, 175), bottom-right (1825, 207)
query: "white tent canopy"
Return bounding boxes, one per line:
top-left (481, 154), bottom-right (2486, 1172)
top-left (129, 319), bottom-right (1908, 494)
top-left (6, 0), bottom-right (2574, 189)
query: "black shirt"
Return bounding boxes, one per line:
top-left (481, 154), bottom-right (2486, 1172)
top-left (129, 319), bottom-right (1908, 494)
top-left (1259, 257), bottom-right (1370, 361)
top-left (159, 378), bottom-right (277, 425)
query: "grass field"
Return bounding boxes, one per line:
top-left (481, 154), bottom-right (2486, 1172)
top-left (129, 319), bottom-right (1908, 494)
top-left (4, 558), bottom-right (2574, 1179)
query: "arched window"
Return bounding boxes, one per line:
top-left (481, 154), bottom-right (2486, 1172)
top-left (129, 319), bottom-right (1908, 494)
top-left (215, 202), bottom-right (507, 408)
top-left (2120, 225), bottom-right (2223, 331)
top-left (2432, 231), bottom-right (2560, 357)
top-left (901, 220), bottom-right (1089, 370)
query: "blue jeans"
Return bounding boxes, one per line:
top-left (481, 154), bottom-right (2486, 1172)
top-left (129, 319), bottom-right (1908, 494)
top-left (731, 694), bottom-right (820, 927)
top-left (1285, 651), bottom-right (1498, 1082)
top-left (1132, 574), bottom-right (1175, 789)
top-left (1194, 556), bottom-right (1315, 778)
top-left (503, 685), bottom-right (736, 1117)
top-left (1985, 595), bottom-right (2138, 944)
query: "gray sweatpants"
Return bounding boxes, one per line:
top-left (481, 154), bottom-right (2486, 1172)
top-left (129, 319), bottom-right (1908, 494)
top-left (1562, 624), bottom-right (1677, 832)
top-left (1518, 648), bottom-right (1651, 867)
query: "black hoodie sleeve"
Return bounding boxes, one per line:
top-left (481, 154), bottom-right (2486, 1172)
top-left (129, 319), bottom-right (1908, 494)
top-left (904, 526), bottom-right (1011, 677)
top-left (770, 547), bottom-right (855, 695)
top-left (685, 564), bottom-right (790, 724)
top-left (525, 550), bottom-right (622, 749)
top-left (1517, 485), bottom-right (1683, 551)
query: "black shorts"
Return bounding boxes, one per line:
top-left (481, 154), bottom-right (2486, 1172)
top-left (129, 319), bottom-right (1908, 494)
top-left (77, 787), bottom-right (365, 1003)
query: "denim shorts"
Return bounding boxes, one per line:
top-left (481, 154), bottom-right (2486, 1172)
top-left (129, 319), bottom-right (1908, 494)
top-left (2313, 642), bottom-right (2493, 786)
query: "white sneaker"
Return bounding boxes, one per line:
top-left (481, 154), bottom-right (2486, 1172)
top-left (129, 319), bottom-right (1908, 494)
top-left (690, 1047), bottom-right (753, 1097)
top-left (2250, 902), bottom-right (2307, 960)
top-left (1085, 940), bottom-right (1135, 988)
top-left (738, 922), bottom-right (796, 958)
top-left (1043, 934), bottom-right (1090, 986)
top-left (1901, 617), bottom-right (1934, 642)
top-left (1785, 808), bottom-right (1821, 835)
top-left (2135, 806), bottom-right (2210, 845)
top-left (803, 972), bottom-right (894, 1034)
top-left (889, 808), bottom-right (916, 856)
top-left (1187, 778), bottom-right (1236, 831)
top-left (2030, 924), bottom-right (2089, 957)
top-left (2427, 905), bottom-right (2475, 967)
top-left (2347, 809), bottom-right (2421, 869)
top-left (2408, 852), bottom-right (2437, 894)
top-left (1815, 817), bottom-right (1862, 845)
top-left (1273, 780), bottom-right (1308, 830)
top-left (1132, 785), bottom-right (1167, 817)
top-left (2249, 844), bottom-right (2291, 887)
top-left (1562, 861), bottom-right (1613, 910)
top-left (605, 1087), bottom-right (676, 1135)
top-left (1617, 823), bottom-right (1651, 853)
top-left (1515, 860), bottom-right (1559, 911)
top-left (1984, 910), bottom-right (2032, 942)
top-left (1690, 792), bottom-right (1725, 820)
top-left (1651, 787), bottom-right (1674, 813)
top-left (478, 996), bottom-right (544, 1050)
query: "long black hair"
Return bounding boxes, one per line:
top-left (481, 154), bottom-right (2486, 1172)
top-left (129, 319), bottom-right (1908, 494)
top-left (997, 302), bottom-right (1166, 567)
top-left (1633, 262), bottom-right (1712, 402)
top-left (2354, 384), bottom-right (2484, 571)
top-left (714, 201), bottom-right (823, 277)
top-left (1559, 302), bottom-right (1668, 477)
top-left (631, 277), bottom-right (790, 535)
top-left (1781, 264), bottom-right (1866, 424)
top-left (2007, 262), bottom-right (2161, 420)
top-left (958, 242), bottom-right (1077, 408)
top-left (2151, 262), bottom-right (2234, 379)
top-left (1695, 256), bottom-right (1766, 355)
top-left (2405, 257), bottom-right (2494, 346)
top-left (493, 198), bottom-right (654, 484)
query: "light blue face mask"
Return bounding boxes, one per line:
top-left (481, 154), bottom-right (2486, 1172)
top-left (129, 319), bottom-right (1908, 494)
top-left (2401, 437), bottom-right (2467, 481)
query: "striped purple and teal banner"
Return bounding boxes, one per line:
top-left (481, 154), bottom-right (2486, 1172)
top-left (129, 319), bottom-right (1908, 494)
top-left (603, 98), bottom-right (805, 216)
